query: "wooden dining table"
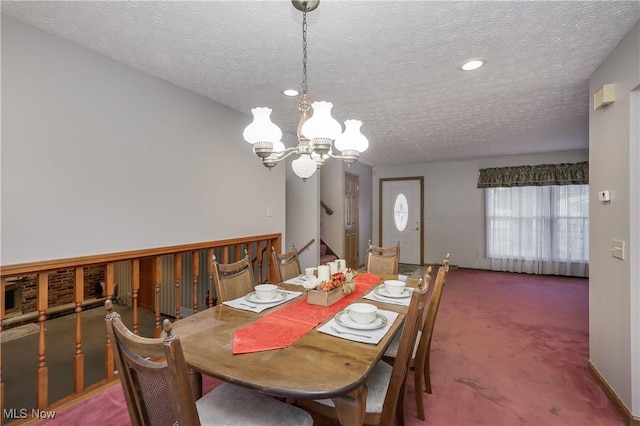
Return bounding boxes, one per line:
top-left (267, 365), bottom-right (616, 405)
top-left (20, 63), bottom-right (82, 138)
top-left (170, 274), bottom-right (417, 426)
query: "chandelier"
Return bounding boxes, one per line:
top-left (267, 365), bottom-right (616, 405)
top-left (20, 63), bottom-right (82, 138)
top-left (243, 0), bottom-right (369, 180)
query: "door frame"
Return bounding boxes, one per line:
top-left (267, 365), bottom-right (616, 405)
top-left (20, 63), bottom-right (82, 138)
top-left (379, 176), bottom-right (424, 265)
top-left (344, 172), bottom-right (360, 270)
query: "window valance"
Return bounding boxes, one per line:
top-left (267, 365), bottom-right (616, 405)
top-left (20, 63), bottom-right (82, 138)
top-left (477, 161), bottom-right (588, 188)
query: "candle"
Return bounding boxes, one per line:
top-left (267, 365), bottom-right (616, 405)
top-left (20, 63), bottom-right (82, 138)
top-left (317, 265), bottom-right (330, 282)
top-left (329, 261), bottom-right (338, 274)
top-left (336, 259), bottom-right (346, 272)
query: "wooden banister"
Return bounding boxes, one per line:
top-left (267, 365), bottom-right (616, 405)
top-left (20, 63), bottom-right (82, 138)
top-left (320, 201), bottom-right (334, 216)
top-left (0, 233), bottom-right (282, 417)
top-left (297, 238), bottom-right (316, 254)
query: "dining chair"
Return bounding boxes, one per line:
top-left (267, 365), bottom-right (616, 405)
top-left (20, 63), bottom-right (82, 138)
top-left (105, 300), bottom-right (313, 426)
top-left (383, 253), bottom-right (451, 421)
top-left (365, 239), bottom-right (401, 275)
top-left (272, 244), bottom-right (302, 283)
top-left (211, 249), bottom-right (256, 303)
top-left (296, 280), bottom-right (429, 425)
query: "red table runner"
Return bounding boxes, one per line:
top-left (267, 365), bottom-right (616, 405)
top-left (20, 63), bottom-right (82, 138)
top-left (232, 273), bottom-right (381, 354)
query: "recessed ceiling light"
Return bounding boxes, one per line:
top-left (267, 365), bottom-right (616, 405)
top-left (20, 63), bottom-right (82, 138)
top-left (283, 89), bottom-right (299, 97)
top-left (460, 59), bottom-right (485, 71)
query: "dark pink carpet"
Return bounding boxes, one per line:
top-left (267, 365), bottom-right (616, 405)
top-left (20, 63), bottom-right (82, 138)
top-left (42, 269), bottom-right (624, 425)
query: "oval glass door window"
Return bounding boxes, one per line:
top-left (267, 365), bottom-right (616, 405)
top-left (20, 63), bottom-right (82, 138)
top-left (394, 194), bottom-right (409, 231)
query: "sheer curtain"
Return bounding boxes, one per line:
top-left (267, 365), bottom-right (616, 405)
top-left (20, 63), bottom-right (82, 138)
top-left (485, 185), bottom-right (589, 277)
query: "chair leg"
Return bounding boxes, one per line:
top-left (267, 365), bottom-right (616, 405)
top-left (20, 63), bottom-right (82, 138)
top-left (423, 349), bottom-right (432, 394)
top-left (397, 382), bottom-right (407, 426)
top-left (414, 365), bottom-right (426, 421)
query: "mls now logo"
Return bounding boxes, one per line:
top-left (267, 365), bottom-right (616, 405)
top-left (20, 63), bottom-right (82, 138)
top-left (4, 408), bottom-right (56, 419)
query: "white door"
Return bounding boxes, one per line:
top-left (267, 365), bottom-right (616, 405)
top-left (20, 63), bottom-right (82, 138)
top-left (381, 179), bottom-right (422, 264)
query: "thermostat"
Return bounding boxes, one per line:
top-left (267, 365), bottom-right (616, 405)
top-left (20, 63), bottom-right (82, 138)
top-left (598, 190), bottom-right (611, 202)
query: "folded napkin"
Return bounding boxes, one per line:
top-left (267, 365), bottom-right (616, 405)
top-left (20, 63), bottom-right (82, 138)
top-left (283, 275), bottom-right (311, 286)
top-left (317, 308), bottom-right (399, 344)
top-left (362, 285), bottom-right (412, 306)
top-left (223, 290), bottom-right (302, 313)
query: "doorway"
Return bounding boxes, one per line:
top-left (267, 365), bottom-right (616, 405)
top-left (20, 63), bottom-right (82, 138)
top-left (344, 172), bottom-right (360, 270)
top-left (380, 177), bottom-right (424, 265)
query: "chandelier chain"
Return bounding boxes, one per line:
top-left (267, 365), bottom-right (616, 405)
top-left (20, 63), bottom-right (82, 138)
top-left (301, 8), bottom-right (308, 95)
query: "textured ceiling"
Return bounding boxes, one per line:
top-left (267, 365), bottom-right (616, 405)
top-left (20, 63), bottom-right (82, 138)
top-left (2, 1), bottom-right (639, 166)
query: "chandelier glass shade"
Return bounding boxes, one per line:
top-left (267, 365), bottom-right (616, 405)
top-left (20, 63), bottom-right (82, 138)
top-left (242, 0), bottom-right (369, 180)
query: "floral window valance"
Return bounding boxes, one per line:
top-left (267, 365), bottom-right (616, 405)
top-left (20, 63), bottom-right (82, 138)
top-left (477, 161), bottom-right (588, 188)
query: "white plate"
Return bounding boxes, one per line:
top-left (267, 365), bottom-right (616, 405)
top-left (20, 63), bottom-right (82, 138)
top-left (334, 310), bottom-right (388, 330)
top-left (375, 285), bottom-right (412, 299)
top-left (245, 290), bottom-right (288, 304)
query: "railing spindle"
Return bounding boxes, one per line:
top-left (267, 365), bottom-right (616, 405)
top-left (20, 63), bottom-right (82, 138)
top-left (105, 263), bottom-right (115, 379)
top-left (192, 251), bottom-right (199, 314)
top-left (207, 249), bottom-right (214, 308)
top-left (154, 256), bottom-right (162, 337)
top-left (174, 253), bottom-right (182, 319)
top-left (132, 259), bottom-right (140, 335)
top-left (73, 267), bottom-right (85, 394)
top-left (37, 272), bottom-right (48, 409)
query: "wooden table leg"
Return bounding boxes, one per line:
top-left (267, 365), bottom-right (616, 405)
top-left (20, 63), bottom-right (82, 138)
top-left (188, 369), bottom-right (203, 400)
top-left (332, 385), bottom-right (367, 426)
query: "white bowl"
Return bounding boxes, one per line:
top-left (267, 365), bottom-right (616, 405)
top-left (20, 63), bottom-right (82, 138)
top-left (348, 303), bottom-right (378, 324)
top-left (254, 284), bottom-right (278, 300)
top-left (384, 280), bottom-right (406, 295)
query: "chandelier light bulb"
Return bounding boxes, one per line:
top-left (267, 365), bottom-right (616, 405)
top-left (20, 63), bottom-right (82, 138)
top-left (272, 140), bottom-right (286, 154)
top-left (291, 153), bottom-right (318, 180)
top-left (334, 119), bottom-right (368, 152)
top-left (301, 101), bottom-right (343, 141)
top-left (243, 107), bottom-right (283, 144)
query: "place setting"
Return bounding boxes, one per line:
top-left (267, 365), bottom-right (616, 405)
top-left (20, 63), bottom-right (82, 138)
top-left (283, 268), bottom-right (317, 286)
top-left (317, 302), bottom-right (399, 344)
top-left (224, 284), bottom-right (302, 313)
top-left (363, 279), bottom-right (413, 306)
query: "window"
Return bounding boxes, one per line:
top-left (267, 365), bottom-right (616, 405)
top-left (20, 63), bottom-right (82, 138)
top-left (394, 193), bottom-right (408, 231)
top-left (486, 185), bottom-right (589, 268)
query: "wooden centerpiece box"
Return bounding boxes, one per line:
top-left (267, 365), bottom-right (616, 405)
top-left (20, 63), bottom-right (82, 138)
top-left (307, 286), bottom-right (345, 307)
top-left (306, 270), bottom-right (356, 307)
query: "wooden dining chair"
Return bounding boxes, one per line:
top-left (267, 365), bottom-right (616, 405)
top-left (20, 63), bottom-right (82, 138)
top-left (211, 249), bottom-right (256, 303)
top-left (272, 244), bottom-right (301, 282)
top-left (365, 239), bottom-right (401, 275)
top-left (383, 253), bottom-right (451, 421)
top-left (105, 300), bottom-right (313, 426)
top-left (296, 281), bottom-right (429, 425)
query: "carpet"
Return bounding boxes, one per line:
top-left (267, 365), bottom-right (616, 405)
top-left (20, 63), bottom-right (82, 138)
top-left (398, 263), bottom-right (421, 276)
top-left (0, 323), bottom-right (39, 343)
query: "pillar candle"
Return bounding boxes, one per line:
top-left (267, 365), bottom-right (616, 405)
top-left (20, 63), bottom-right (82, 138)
top-left (317, 265), bottom-right (330, 282)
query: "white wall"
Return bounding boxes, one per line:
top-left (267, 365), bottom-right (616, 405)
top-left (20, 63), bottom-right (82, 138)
top-left (285, 143), bottom-right (320, 270)
top-left (373, 150), bottom-right (588, 268)
top-left (1, 16), bottom-right (286, 265)
top-left (320, 159), bottom-right (344, 257)
top-left (589, 20), bottom-right (639, 416)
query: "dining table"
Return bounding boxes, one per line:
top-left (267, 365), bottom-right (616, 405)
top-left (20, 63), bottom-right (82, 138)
top-left (170, 273), bottom-right (420, 426)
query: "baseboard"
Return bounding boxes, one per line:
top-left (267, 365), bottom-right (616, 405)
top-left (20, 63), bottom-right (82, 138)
top-left (588, 361), bottom-right (640, 426)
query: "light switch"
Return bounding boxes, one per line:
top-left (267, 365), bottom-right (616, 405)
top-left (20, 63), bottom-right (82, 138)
top-left (611, 239), bottom-right (625, 260)
top-left (598, 190), bottom-right (611, 202)
top-left (267, 207), bottom-right (274, 217)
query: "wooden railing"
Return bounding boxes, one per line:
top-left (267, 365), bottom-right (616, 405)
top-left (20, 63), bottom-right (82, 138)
top-left (0, 233), bottom-right (281, 425)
